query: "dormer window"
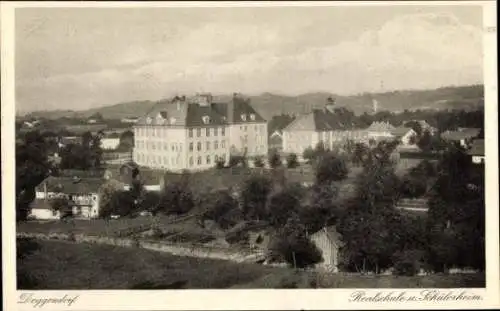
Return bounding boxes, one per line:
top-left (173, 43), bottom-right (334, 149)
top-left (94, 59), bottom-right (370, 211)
top-left (250, 114), bottom-right (256, 121)
top-left (202, 116), bottom-right (210, 124)
top-left (241, 114), bottom-right (247, 121)
top-left (169, 117), bottom-right (177, 125)
top-left (146, 117), bottom-right (152, 124)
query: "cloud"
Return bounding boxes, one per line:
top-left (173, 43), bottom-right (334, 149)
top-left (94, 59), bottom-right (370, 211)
top-left (16, 11), bottom-right (483, 112)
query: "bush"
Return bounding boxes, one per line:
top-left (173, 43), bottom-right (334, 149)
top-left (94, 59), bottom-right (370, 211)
top-left (400, 177), bottom-right (427, 198)
top-left (286, 153), bottom-right (299, 168)
top-left (392, 250), bottom-right (426, 276)
top-left (159, 182), bottom-right (194, 215)
top-left (253, 157), bottom-right (265, 168)
top-left (315, 153), bottom-right (349, 184)
top-left (215, 158), bottom-right (225, 169)
top-left (268, 150), bottom-right (282, 168)
top-left (302, 147), bottom-right (315, 164)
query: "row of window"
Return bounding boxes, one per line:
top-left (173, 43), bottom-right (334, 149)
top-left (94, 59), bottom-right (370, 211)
top-left (188, 140), bottom-right (226, 152)
top-left (239, 124), bottom-right (266, 133)
top-left (188, 127), bottom-right (225, 138)
top-left (135, 153), bottom-right (227, 168)
top-left (135, 153), bottom-right (182, 166)
top-left (188, 154), bottom-right (226, 166)
top-left (135, 141), bottom-right (183, 151)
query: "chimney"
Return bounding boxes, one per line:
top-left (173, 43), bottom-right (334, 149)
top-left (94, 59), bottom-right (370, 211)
top-left (325, 97), bottom-right (336, 113)
top-left (228, 96), bottom-right (235, 124)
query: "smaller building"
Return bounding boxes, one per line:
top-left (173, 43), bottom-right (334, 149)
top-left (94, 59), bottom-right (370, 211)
top-left (441, 128), bottom-right (482, 148)
top-left (100, 137), bottom-right (121, 150)
top-left (269, 130), bottom-right (283, 153)
top-left (467, 139), bottom-right (484, 164)
top-left (32, 176), bottom-right (107, 219)
top-left (309, 226), bottom-right (344, 273)
top-left (390, 127), bottom-right (417, 147)
top-left (366, 121), bottom-right (396, 140)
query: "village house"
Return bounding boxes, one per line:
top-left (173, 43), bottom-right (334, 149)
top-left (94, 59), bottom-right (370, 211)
top-left (132, 93), bottom-right (267, 171)
top-left (404, 120), bottom-right (438, 135)
top-left (309, 226), bottom-right (344, 273)
top-left (31, 175), bottom-right (108, 220)
top-left (390, 127), bottom-right (418, 148)
top-left (467, 139), bottom-right (485, 164)
top-left (100, 137), bottom-right (121, 150)
top-left (440, 127), bottom-right (482, 148)
top-left (282, 98), bottom-right (369, 156)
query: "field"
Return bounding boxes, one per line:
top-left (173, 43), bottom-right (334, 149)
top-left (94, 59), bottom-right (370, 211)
top-left (17, 239), bottom-right (485, 289)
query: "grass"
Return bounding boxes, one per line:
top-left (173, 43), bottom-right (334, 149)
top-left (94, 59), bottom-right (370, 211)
top-left (17, 239), bottom-right (282, 289)
top-left (18, 239), bottom-right (485, 289)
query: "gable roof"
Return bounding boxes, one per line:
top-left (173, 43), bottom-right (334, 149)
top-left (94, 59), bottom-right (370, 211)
top-left (135, 95), bottom-right (266, 127)
top-left (390, 127), bottom-right (414, 137)
top-left (36, 176), bottom-right (106, 194)
top-left (284, 108), bottom-right (359, 132)
top-left (441, 128), bottom-right (481, 141)
top-left (366, 121), bottom-right (396, 132)
top-left (467, 139), bottom-right (484, 156)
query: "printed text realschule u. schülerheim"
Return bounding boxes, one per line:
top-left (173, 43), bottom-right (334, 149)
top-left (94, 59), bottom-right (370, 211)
top-left (349, 290), bottom-right (483, 303)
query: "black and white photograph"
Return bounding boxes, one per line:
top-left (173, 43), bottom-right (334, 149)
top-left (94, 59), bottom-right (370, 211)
top-left (2, 1), bottom-right (498, 310)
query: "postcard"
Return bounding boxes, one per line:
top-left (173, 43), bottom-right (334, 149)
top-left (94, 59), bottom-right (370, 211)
top-left (2, 1), bottom-right (498, 310)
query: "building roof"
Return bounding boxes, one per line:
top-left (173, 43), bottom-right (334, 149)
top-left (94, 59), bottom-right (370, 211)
top-left (390, 127), bottom-right (414, 137)
top-left (366, 121), bottom-right (396, 132)
top-left (36, 176), bottom-right (106, 194)
top-left (441, 128), bottom-right (481, 141)
top-left (284, 107), bottom-right (360, 132)
top-left (467, 139), bottom-right (484, 156)
top-left (135, 95), bottom-right (265, 127)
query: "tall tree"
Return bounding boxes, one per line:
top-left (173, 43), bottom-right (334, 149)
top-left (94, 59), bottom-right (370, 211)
top-left (241, 175), bottom-right (273, 221)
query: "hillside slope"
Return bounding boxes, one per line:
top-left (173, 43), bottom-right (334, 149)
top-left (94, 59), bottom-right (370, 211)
top-left (22, 85), bottom-right (483, 120)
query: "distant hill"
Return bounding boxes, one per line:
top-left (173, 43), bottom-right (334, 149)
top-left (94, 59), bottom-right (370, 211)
top-left (21, 85), bottom-right (483, 121)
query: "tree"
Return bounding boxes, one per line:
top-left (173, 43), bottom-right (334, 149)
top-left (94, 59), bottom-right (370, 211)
top-left (253, 156), bottom-right (265, 168)
top-left (268, 150), bottom-right (282, 168)
top-left (241, 175), bottom-right (273, 221)
top-left (98, 179), bottom-right (125, 218)
top-left (16, 131), bottom-right (52, 221)
top-left (117, 130), bottom-right (134, 151)
top-left (417, 130), bottom-right (433, 152)
top-left (336, 147), bottom-right (403, 273)
top-left (405, 121), bottom-right (423, 137)
top-left (139, 191), bottom-right (161, 214)
top-left (267, 185), bottom-right (303, 228)
top-left (200, 190), bottom-right (240, 229)
top-left (351, 143), bottom-right (368, 167)
top-left (159, 182), bottom-right (194, 215)
top-left (286, 153), bottom-right (299, 168)
top-left (299, 183), bottom-right (340, 233)
top-left (315, 153), bottom-right (349, 185)
top-left (267, 216), bottom-right (322, 268)
top-left (109, 191), bottom-right (135, 217)
top-left (49, 197), bottom-right (73, 218)
top-left (302, 147), bottom-right (315, 164)
top-left (215, 157), bottom-right (225, 169)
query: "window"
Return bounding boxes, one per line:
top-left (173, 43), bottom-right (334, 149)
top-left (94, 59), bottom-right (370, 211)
top-left (171, 144), bottom-right (175, 152)
top-left (146, 117), bottom-right (152, 124)
top-left (206, 141), bottom-right (210, 150)
top-left (189, 142), bottom-right (193, 151)
top-left (206, 155), bottom-right (211, 165)
top-left (197, 128), bottom-right (201, 137)
top-left (221, 127), bottom-right (225, 136)
top-left (250, 113), bottom-right (256, 121)
top-left (221, 141), bottom-right (226, 148)
top-left (152, 143), bottom-right (156, 150)
top-left (215, 155), bottom-right (219, 161)
top-left (197, 156), bottom-right (202, 165)
top-left (241, 114), bottom-right (247, 121)
top-left (164, 142), bottom-right (168, 150)
top-left (189, 156), bottom-right (193, 166)
top-left (197, 142), bottom-right (202, 151)
top-left (202, 116), bottom-right (210, 124)
top-left (244, 126), bottom-right (247, 131)
top-left (179, 144), bottom-right (183, 152)
top-left (189, 129), bottom-right (193, 138)
top-left (206, 128), bottom-right (210, 137)
top-left (214, 141), bottom-right (218, 149)
top-left (214, 128), bottom-right (218, 136)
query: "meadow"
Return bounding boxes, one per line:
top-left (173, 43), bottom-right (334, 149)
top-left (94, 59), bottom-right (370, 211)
top-left (17, 239), bottom-right (485, 289)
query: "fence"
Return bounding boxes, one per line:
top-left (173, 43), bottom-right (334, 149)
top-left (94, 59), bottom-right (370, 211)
top-left (17, 232), bottom-right (265, 264)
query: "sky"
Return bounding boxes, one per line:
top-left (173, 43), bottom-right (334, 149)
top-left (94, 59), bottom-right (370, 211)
top-left (15, 5), bottom-right (484, 113)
